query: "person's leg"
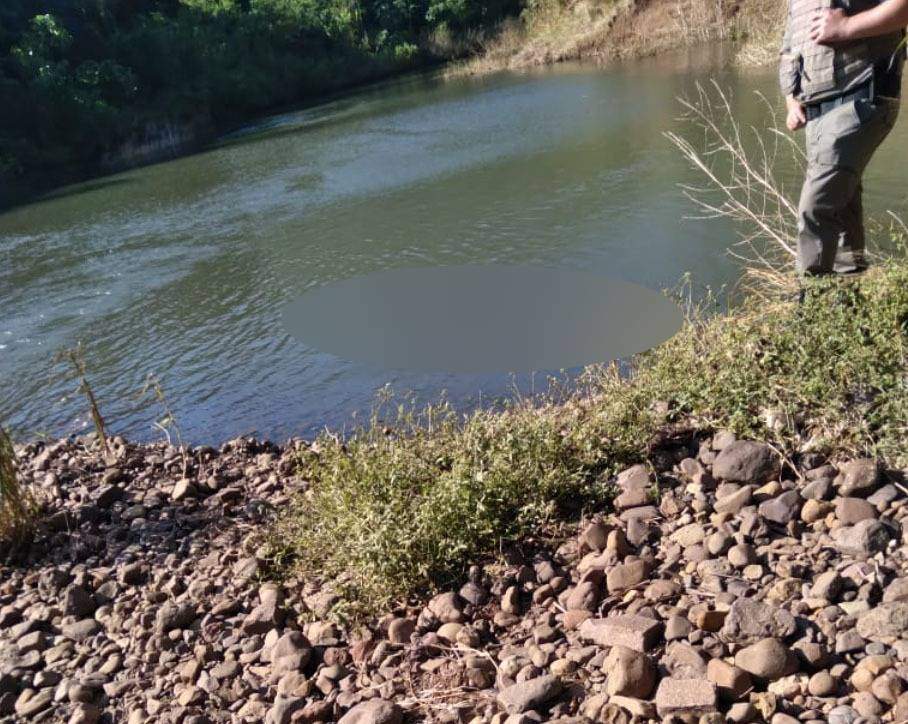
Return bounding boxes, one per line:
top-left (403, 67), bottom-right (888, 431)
top-left (835, 181), bottom-right (867, 274)
top-left (797, 162), bottom-right (859, 275)
top-left (798, 98), bottom-right (898, 276)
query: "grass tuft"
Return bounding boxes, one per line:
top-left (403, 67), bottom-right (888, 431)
top-left (0, 426), bottom-right (35, 547)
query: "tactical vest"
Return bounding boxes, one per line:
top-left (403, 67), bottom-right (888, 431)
top-left (780, 0), bottom-right (904, 103)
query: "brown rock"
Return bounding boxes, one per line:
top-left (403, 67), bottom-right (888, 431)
top-left (713, 441), bottom-right (778, 484)
top-left (733, 638), bottom-right (792, 680)
top-left (654, 678), bottom-right (717, 717)
top-left (835, 497), bottom-right (877, 524)
top-left (720, 599), bottom-right (796, 644)
top-left (337, 700), bottom-right (403, 724)
top-left (707, 658), bottom-right (752, 700)
top-left (606, 559), bottom-right (649, 594)
top-left (497, 674), bottom-right (562, 714)
top-left (604, 646), bottom-right (655, 698)
top-left (579, 615), bottom-right (662, 653)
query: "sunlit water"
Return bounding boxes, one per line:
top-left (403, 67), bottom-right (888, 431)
top-left (2, 46), bottom-right (907, 443)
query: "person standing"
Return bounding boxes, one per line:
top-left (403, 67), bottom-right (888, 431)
top-left (781, 0), bottom-right (905, 277)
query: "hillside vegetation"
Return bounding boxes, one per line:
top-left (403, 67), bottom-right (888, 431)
top-left (0, 0), bottom-right (517, 181)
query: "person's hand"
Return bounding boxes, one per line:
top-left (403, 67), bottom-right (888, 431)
top-left (809, 8), bottom-right (852, 44)
top-left (786, 95), bottom-right (807, 131)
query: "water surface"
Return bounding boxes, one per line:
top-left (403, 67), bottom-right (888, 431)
top-left (2, 47), bottom-right (907, 442)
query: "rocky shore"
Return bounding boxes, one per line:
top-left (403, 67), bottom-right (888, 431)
top-left (2, 430), bottom-right (908, 723)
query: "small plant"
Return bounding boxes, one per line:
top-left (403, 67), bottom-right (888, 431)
top-left (55, 343), bottom-right (109, 455)
top-left (138, 373), bottom-right (188, 476)
top-left (0, 425), bottom-right (34, 545)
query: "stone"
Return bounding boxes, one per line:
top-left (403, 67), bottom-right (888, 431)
top-left (62, 585), bottom-right (96, 619)
top-left (582, 521), bottom-right (610, 551)
top-left (810, 570), bottom-right (842, 601)
top-left (578, 615), bottom-right (662, 653)
top-left (69, 703), bottom-right (101, 724)
top-left (271, 631), bottom-right (311, 675)
top-left (671, 523), bottom-right (706, 547)
top-left (565, 580), bottom-right (601, 611)
top-left (707, 658), bottom-right (752, 700)
top-left (807, 670), bottom-right (836, 696)
top-left (713, 441), bottom-right (778, 484)
top-left (831, 519), bottom-right (892, 556)
top-left (654, 678), bottom-right (717, 717)
top-left (884, 577), bottom-right (908, 603)
top-left (265, 696), bottom-right (304, 724)
top-left (171, 477), bottom-right (196, 501)
top-left (606, 559), bottom-right (648, 593)
top-left (720, 599), bottom-right (796, 644)
top-left (155, 602), bottom-right (196, 633)
top-left (856, 602), bottom-right (908, 642)
top-left (835, 459), bottom-right (880, 496)
top-left (427, 592), bottom-right (463, 623)
top-left (714, 486), bottom-right (753, 515)
top-left (387, 618), bottom-right (416, 644)
top-left (663, 641), bottom-right (707, 678)
top-left (758, 491), bottom-right (801, 524)
top-left (733, 638), bottom-right (791, 680)
top-left (497, 675), bottom-right (562, 714)
top-left (835, 497), bottom-right (877, 524)
top-left (604, 646), bottom-right (655, 698)
top-left (337, 699), bottom-right (403, 724)
top-left (61, 619), bottom-right (101, 641)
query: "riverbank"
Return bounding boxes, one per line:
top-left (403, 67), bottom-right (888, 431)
top-left (4, 253), bottom-right (908, 721)
top-left (448, 0), bottom-right (784, 76)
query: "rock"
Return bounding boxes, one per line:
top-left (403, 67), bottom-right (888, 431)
top-left (707, 658), bottom-right (752, 699)
top-left (606, 559), bottom-right (648, 593)
top-left (271, 631), bottom-right (311, 675)
top-left (807, 670), bottom-right (836, 696)
top-left (265, 696), bottom-right (304, 724)
top-left (155, 602), bottom-right (196, 633)
top-left (61, 619), bottom-right (101, 641)
top-left (565, 580), bottom-right (601, 611)
top-left (497, 674), bottom-right (562, 714)
top-left (171, 477), bottom-right (197, 501)
top-left (713, 441), bottom-right (778, 483)
top-left (758, 491), bottom-right (801, 524)
top-left (835, 497), bottom-right (877, 524)
top-left (884, 577), bottom-right (908, 603)
top-left (856, 602), bottom-right (908, 642)
top-left (733, 638), bottom-right (792, 680)
top-left (387, 618), bottom-right (416, 644)
top-left (663, 641), bottom-right (707, 678)
top-left (582, 520), bottom-right (610, 551)
top-left (654, 678), bottom-right (717, 717)
top-left (810, 570), bottom-right (842, 600)
top-left (427, 592), bottom-right (463, 623)
top-left (671, 523), bottom-right (706, 548)
top-left (604, 646), bottom-right (655, 698)
top-left (62, 585), bottom-right (97, 618)
top-left (579, 615), bottom-right (662, 652)
top-left (831, 519), bottom-right (892, 556)
top-left (337, 699), bottom-right (403, 724)
top-left (835, 458), bottom-right (880, 496)
top-left (720, 599), bottom-right (796, 644)
top-left (714, 486), bottom-right (753, 515)
top-left (68, 703), bottom-right (101, 724)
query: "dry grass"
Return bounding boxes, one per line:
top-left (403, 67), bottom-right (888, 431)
top-left (0, 425), bottom-right (35, 547)
top-left (448, 0), bottom-right (784, 77)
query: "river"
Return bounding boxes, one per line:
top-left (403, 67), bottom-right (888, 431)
top-left (2, 46), bottom-right (907, 443)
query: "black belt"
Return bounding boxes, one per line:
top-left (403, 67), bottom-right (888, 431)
top-left (804, 64), bottom-right (902, 122)
top-left (804, 80), bottom-right (873, 122)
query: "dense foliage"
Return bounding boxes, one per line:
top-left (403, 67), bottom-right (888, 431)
top-left (0, 0), bottom-right (519, 178)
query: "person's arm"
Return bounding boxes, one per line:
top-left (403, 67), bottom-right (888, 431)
top-left (780, 9), bottom-right (807, 130)
top-left (810, 0), bottom-right (908, 44)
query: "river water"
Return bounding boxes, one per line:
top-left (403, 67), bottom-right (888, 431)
top-left (2, 47), bottom-right (907, 443)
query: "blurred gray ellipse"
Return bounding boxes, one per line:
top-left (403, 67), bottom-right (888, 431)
top-left (282, 265), bottom-right (682, 373)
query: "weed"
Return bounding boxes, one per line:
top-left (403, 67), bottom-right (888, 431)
top-left (55, 343), bottom-right (109, 455)
top-left (0, 425), bottom-right (34, 545)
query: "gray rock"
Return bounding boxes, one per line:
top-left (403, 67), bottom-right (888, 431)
top-left (498, 674), bottom-right (563, 714)
top-left (265, 696), bottom-right (304, 724)
top-left (720, 599), bottom-right (796, 644)
top-left (61, 619), bottom-right (100, 641)
top-left (733, 638), bottom-right (791, 680)
top-left (712, 441), bottom-right (778, 484)
top-left (338, 700), bottom-right (403, 724)
top-left (856, 602), bottom-right (908, 642)
top-left (758, 490), bottom-right (802, 524)
top-left (154, 602), bottom-right (196, 633)
top-left (654, 678), bottom-right (717, 717)
top-left (835, 459), bottom-right (880, 496)
top-left (831, 519), bottom-right (892, 556)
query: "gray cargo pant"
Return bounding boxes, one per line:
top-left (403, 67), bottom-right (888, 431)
top-left (798, 96), bottom-right (899, 275)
